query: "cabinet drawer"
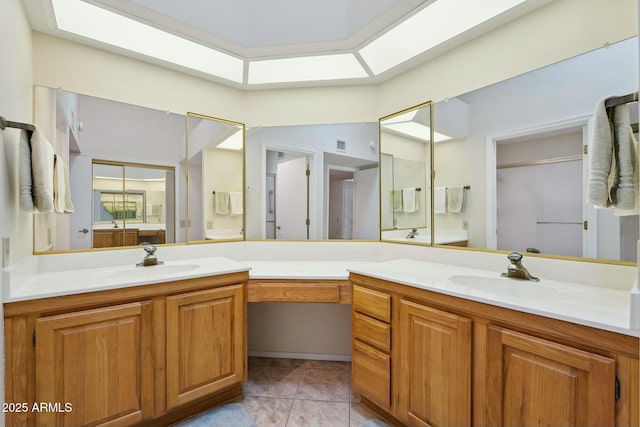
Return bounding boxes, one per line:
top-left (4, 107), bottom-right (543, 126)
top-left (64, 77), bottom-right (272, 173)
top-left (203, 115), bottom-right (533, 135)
top-left (353, 285), bottom-right (391, 322)
top-left (256, 283), bottom-right (340, 302)
top-left (353, 312), bottom-right (391, 352)
top-left (352, 340), bottom-right (391, 411)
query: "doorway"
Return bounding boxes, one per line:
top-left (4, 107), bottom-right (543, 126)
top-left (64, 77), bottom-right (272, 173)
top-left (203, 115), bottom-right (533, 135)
top-left (328, 170), bottom-right (354, 239)
top-left (495, 128), bottom-right (584, 256)
top-left (266, 150), bottom-right (310, 239)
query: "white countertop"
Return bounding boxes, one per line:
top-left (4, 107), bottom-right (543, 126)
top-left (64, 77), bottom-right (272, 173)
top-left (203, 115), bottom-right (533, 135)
top-left (3, 256), bottom-right (637, 337)
top-left (349, 259), bottom-right (636, 337)
top-left (4, 257), bottom-right (250, 303)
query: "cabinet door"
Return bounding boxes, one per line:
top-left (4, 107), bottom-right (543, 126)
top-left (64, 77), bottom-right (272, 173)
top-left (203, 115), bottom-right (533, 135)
top-left (35, 302), bottom-right (154, 427)
top-left (397, 299), bottom-right (471, 427)
top-left (487, 326), bottom-right (615, 427)
top-left (166, 284), bottom-right (245, 409)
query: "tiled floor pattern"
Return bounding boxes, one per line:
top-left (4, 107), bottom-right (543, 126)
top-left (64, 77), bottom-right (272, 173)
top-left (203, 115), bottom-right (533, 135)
top-left (237, 357), bottom-right (385, 427)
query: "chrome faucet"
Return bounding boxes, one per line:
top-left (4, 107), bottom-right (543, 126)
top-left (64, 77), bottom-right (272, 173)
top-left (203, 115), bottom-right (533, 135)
top-left (136, 244), bottom-right (164, 267)
top-left (406, 228), bottom-right (419, 239)
top-left (501, 251), bottom-right (539, 281)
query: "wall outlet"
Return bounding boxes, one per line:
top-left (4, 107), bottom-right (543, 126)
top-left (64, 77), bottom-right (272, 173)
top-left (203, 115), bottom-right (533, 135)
top-left (2, 237), bottom-right (9, 268)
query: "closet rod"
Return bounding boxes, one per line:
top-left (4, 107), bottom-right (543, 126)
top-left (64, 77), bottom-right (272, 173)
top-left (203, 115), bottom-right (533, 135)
top-left (0, 116), bottom-right (35, 132)
top-left (605, 92), bottom-right (638, 108)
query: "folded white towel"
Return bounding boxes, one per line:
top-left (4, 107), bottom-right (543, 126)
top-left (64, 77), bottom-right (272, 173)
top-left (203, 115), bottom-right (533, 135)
top-left (19, 130), bottom-right (34, 212)
top-left (62, 159), bottom-right (75, 213)
top-left (229, 192), bottom-right (243, 215)
top-left (587, 97), bottom-right (615, 207)
top-left (215, 192), bottom-right (230, 215)
top-left (53, 155), bottom-right (65, 213)
top-left (434, 187), bottom-right (447, 214)
top-left (402, 188), bottom-right (417, 213)
top-left (613, 104), bottom-right (635, 210)
top-left (30, 128), bottom-right (55, 213)
top-left (447, 187), bottom-right (465, 213)
top-left (615, 125), bottom-right (639, 216)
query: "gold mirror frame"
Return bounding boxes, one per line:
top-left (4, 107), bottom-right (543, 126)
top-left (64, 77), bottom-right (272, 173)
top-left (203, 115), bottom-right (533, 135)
top-left (185, 112), bottom-right (246, 244)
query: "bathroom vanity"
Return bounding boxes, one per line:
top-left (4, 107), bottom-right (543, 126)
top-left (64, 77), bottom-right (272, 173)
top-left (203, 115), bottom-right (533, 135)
top-left (3, 267), bottom-right (248, 427)
top-left (348, 261), bottom-right (639, 427)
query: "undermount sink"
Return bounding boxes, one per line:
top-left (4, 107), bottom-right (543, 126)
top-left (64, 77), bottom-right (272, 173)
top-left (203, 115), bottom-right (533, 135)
top-left (448, 274), bottom-right (550, 298)
top-left (103, 264), bottom-right (199, 280)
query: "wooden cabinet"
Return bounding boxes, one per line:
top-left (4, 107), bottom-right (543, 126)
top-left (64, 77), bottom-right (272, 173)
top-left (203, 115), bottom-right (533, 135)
top-left (352, 285), bottom-right (392, 411)
top-left (166, 284), bottom-right (245, 409)
top-left (4, 272), bottom-right (248, 427)
top-left (93, 228), bottom-right (139, 248)
top-left (35, 302), bottom-right (154, 427)
top-left (397, 299), bottom-right (471, 427)
top-left (486, 326), bottom-right (616, 427)
top-left (350, 273), bottom-right (639, 427)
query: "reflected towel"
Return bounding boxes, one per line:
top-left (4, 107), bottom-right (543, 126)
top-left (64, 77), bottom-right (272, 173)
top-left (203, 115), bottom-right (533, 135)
top-left (229, 192), bottom-right (243, 215)
top-left (434, 187), bottom-right (447, 214)
top-left (19, 130), bottom-right (34, 212)
top-left (30, 128), bottom-right (55, 213)
top-left (615, 124), bottom-right (639, 216)
top-left (215, 192), bottom-right (230, 215)
top-left (402, 188), bottom-right (417, 213)
top-left (587, 96), bottom-right (616, 207)
top-left (62, 159), bottom-right (75, 213)
top-left (53, 155), bottom-right (65, 213)
top-left (447, 187), bottom-right (465, 213)
top-left (612, 104), bottom-right (636, 210)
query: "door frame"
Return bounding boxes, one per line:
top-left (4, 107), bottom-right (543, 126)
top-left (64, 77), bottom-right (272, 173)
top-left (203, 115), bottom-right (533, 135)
top-left (485, 114), bottom-right (592, 255)
top-left (261, 143), bottom-right (319, 239)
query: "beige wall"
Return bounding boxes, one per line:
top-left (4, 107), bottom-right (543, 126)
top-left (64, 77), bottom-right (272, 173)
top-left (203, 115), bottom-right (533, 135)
top-left (0, 0), bottom-right (34, 421)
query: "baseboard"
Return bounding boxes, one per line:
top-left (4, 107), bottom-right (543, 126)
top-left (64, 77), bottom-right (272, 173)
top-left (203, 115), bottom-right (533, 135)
top-left (248, 350), bottom-right (352, 362)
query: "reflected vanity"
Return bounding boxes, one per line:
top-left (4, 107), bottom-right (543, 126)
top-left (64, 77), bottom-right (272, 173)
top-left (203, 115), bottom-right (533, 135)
top-left (32, 87), bottom-right (186, 252)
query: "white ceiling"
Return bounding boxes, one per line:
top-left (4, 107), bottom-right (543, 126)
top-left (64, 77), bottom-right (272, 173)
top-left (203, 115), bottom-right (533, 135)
top-left (22, 0), bottom-right (548, 89)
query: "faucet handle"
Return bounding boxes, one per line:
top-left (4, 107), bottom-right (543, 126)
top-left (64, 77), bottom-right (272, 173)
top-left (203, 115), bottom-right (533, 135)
top-left (143, 244), bottom-right (157, 255)
top-left (507, 251), bottom-right (523, 263)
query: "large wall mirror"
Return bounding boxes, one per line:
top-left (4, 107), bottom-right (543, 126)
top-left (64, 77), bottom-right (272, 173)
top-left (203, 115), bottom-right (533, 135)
top-left (33, 87), bottom-right (187, 252)
top-left (432, 36), bottom-right (638, 263)
top-left (244, 123), bottom-right (379, 240)
top-left (186, 113), bottom-right (245, 242)
top-left (380, 103), bottom-right (437, 245)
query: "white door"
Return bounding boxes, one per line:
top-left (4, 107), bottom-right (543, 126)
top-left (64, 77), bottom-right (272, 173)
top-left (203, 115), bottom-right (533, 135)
top-left (353, 168), bottom-right (379, 239)
top-left (275, 157), bottom-right (308, 239)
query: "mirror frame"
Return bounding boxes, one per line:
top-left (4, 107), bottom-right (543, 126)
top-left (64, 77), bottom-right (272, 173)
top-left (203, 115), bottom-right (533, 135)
top-left (379, 100), bottom-right (435, 246)
top-left (185, 112), bottom-right (246, 244)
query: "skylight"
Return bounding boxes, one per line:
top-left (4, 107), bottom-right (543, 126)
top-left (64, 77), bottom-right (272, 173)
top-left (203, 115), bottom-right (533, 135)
top-left (382, 122), bottom-right (452, 143)
top-left (51, 0), bottom-right (244, 83)
top-left (248, 54), bottom-right (369, 85)
top-left (359, 0), bottom-right (528, 75)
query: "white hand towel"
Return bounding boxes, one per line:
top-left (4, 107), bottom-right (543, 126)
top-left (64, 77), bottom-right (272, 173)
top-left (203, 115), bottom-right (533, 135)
top-left (19, 130), bottom-right (34, 212)
top-left (215, 192), bottom-right (230, 215)
top-left (615, 126), bottom-right (639, 216)
top-left (447, 187), bottom-right (465, 213)
top-left (30, 128), bottom-right (55, 213)
top-left (402, 188), bottom-right (416, 213)
top-left (62, 159), bottom-right (75, 213)
top-left (229, 192), bottom-right (243, 215)
top-left (612, 104), bottom-right (636, 210)
top-left (587, 97), bottom-right (615, 207)
top-left (434, 187), bottom-right (447, 214)
top-left (53, 155), bottom-right (65, 213)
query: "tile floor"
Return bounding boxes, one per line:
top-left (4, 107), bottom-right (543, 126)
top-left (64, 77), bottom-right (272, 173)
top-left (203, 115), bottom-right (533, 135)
top-left (237, 356), bottom-right (386, 427)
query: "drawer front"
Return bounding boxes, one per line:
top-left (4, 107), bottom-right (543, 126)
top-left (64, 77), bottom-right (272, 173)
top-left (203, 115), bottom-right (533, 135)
top-left (256, 283), bottom-right (340, 303)
top-left (353, 312), bottom-right (391, 352)
top-left (352, 340), bottom-right (391, 411)
top-left (353, 285), bottom-right (391, 322)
